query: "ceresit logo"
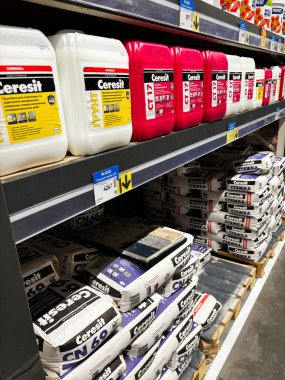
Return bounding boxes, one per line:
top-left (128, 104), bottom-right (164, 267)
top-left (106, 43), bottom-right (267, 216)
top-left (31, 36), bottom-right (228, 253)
top-left (0, 79), bottom-right (42, 94)
top-left (151, 73), bottom-right (169, 82)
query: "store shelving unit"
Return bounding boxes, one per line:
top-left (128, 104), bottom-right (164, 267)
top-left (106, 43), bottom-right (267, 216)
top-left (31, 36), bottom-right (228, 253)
top-left (1, 1), bottom-right (285, 379)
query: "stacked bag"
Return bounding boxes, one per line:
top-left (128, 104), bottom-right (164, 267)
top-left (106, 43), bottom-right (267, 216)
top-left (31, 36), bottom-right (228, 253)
top-left (17, 217), bottom-right (222, 380)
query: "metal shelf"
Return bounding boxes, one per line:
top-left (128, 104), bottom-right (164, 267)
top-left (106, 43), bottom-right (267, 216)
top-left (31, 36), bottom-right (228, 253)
top-left (2, 101), bottom-right (285, 244)
top-left (24, 0), bottom-right (285, 56)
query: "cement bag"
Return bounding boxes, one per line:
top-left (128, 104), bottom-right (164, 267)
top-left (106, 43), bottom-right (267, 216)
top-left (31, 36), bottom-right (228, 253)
top-left (167, 193), bottom-right (225, 212)
top-left (199, 190), bottom-right (225, 201)
top-left (160, 355), bottom-right (193, 380)
top-left (167, 171), bottom-right (228, 191)
top-left (128, 279), bottom-right (197, 357)
top-left (227, 239), bottom-right (269, 260)
top-left (122, 340), bottom-right (161, 380)
top-left (190, 243), bottom-right (211, 272)
top-left (30, 279), bottom-right (122, 376)
top-left (193, 292), bottom-right (222, 331)
top-left (206, 230), bottom-right (268, 249)
top-left (63, 205), bottom-right (104, 231)
top-left (225, 221), bottom-right (269, 239)
top-left (170, 214), bottom-right (223, 234)
top-left (273, 156), bottom-right (285, 175)
top-left (83, 231), bottom-right (193, 312)
top-left (159, 256), bottom-right (199, 297)
top-left (233, 152), bottom-right (273, 174)
top-left (226, 174), bottom-right (269, 192)
top-left (167, 302), bottom-right (194, 332)
top-left (167, 322), bottom-right (201, 370)
top-left (193, 236), bottom-right (223, 253)
top-left (171, 162), bottom-right (200, 175)
top-left (227, 199), bottom-right (270, 218)
top-left (221, 186), bottom-right (270, 205)
top-left (268, 175), bottom-right (282, 192)
top-left (144, 189), bottom-right (167, 201)
top-left (29, 232), bottom-right (100, 277)
top-left (144, 313), bottom-right (195, 379)
top-left (18, 243), bottom-right (59, 299)
top-left (221, 211), bottom-right (270, 230)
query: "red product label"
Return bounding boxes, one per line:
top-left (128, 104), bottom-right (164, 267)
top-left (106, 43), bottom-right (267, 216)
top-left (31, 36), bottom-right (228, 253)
top-left (271, 79), bottom-right (277, 98)
top-left (265, 79), bottom-right (272, 99)
top-left (182, 70), bottom-right (203, 113)
top-left (211, 71), bottom-right (228, 108)
top-left (245, 72), bottom-right (255, 100)
top-left (228, 72), bottom-right (242, 104)
top-left (144, 69), bottom-right (174, 120)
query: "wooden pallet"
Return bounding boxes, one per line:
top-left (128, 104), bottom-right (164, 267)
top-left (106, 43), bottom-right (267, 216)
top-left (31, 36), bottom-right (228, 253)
top-left (190, 355), bottom-right (207, 380)
top-left (216, 228), bottom-right (284, 277)
top-left (199, 264), bottom-right (256, 359)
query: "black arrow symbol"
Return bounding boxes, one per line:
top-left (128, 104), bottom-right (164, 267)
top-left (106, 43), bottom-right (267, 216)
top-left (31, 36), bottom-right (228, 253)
top-left (193, 15), bottom-right (199, 30)
top-left (121, 174), bottom-right (131, 190)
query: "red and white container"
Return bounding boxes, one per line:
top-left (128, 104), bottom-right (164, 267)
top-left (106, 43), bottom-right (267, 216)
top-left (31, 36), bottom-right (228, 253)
top-left (226, 55), bottom-right (242, 116)
top-left (279, 66), bottom-right (285, 100)
top-left (239, 57), bottom-right (255, 112)
top-left (270, 66), bottom-right (281, 102)
top-left (125, 41), bottom-right (175, 141)
top-left (171, 47), bottom-right (203, 130)
top-left (202, 51), bottom-right (228, 122)
top-left (253, 69), bottom-right (265, 108)
top-left (262, 68), bottom-right (272, 106)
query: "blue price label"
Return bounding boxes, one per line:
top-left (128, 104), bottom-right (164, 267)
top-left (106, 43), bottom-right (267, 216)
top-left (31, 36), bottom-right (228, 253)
top-left (180, 0), bottom-right (194, 10)
top-left (239, 22), bottom-right (246, 31)
top-left (228, 121), bottom-right (237, 131)
top-left (93, 165), bottom-right (119, 184)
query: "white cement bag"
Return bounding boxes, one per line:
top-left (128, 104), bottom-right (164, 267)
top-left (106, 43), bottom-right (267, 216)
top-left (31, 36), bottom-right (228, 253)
top-left (30, 279), bottom-right (122, 376)
top-left (83, 231), bottom-right (193, 311)
top-left (170, 214), bottom-right (223, 234)
top-left (159, 257), bottom-right (199, 297)
top-left (193, 292), bottom-right (222, 331)
top-left (18, 243), bottom-right (59, 299)
top-left (268, 175), bottom-right (282, 192)
top-left (167, 322), bottom-right (201, 370)
top-left (128, 279), bottom-right (197, 357)
top-left (193, 236), bottom-right (223, 253)
top-left (204, 210), bottom-right (270, 230)
top-left (171, 162), bottom-right (200, 175)
top-left (167, 302), bottom-right (194, 333)
top-left (199, 190), bottom-right (225, 201)
top-left (145, 313), bottom-right (195, 379)
top-left (168, 193), bottom-right (225, 212)
top-left (233, 152), bottom-right (273, 174)
top-left (190, 243), bottom-right (211, 272)
top-left (122, 340), bottom-right (161, 380)
top-left (227, 240), bottom-right (269, 260)
top-left (221, 186), bottom-right (270, 205)
top-left (29, 232), bottom-right (100, 277)
top-left (167, 171), bottom-right (228, 191)
top-left (225, 221), bottom-right (269, 239)
top-left (273, 156), bottom-right (285, 175)
top-left (160, 355), bottom-right (193, 380)
top-left (226, 174), bottom-right (269, 192)
top-left (206, 230), bottom-right (267, 249)
top-left (227, 199), bottom-right (270, 217)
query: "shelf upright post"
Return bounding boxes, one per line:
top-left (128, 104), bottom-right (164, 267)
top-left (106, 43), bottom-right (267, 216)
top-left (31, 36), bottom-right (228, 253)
top-left (0, 182), bottom-right (45, 380)
top-left (276, 116), bottom-right (285, 156)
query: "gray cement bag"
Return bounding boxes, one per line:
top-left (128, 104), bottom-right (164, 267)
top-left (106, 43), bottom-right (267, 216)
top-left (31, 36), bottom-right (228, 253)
top-left (226, 173), bottom-right (269, 192)
top-left (221, 186), bottom-right (270, 205)
top-left (273, 156), bottom-right (285, 175)
top-left (193, 236), bottom-right (223, 253)
top-left (30, 279), bottom-right (122, 376)
top-left (167, 171), bottom-right (228, 191)
top-left (226, 199), bottom-right (270, 218)
top-left (167, 193), bottom-right (225, 212)
top-left (170, 213), bottom-right (223, 234)
top-left (233, 152), bottom-right (273, 174)
top-left (18, 243), bottom-right (59, 299)
top-left (227, 239), bottom-right (269, 260)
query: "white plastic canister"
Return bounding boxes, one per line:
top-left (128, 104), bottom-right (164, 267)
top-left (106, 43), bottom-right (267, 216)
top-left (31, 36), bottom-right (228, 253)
top-left (226, 55), bottom-right (242, 116)
top-left (270, 66), bottom-right (281, 102)
top-left (239, 57), bottom-right (255, 112)
top-left (49, 32), bottom-right (132, 156)
top-left (253, 69), bottom-right (265, 108)
top-left (271, 0), bottom-right (285, 34)
top-left (0, 26), bottom-right (67, 176)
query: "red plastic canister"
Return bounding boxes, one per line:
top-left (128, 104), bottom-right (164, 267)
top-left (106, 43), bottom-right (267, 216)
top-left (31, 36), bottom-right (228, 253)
top-left (262, 68), bottom-right (272, 106)
top-left (125, 41), bottom-right (175, 141)
top-left (171, 47), bottom-right (203, 130)
top-left (202, 51), bottom-right (228, 122)
top-left (279, 66), bottom-right (285, 101)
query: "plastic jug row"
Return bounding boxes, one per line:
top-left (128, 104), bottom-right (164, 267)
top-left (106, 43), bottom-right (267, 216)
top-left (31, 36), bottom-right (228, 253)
top-left (0, 26), bottom-right (284, 176)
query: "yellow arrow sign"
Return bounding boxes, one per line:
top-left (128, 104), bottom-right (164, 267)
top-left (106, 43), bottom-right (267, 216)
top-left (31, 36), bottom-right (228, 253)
top-left (192, 13), bottom-right (200, 32)
top-left (117, 171), bottom-right (133, 194)
top-left (226, 128), bottom-right (239, 144)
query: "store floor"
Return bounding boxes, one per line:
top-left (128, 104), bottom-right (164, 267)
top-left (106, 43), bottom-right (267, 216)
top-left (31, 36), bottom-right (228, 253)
top-left (217, 249), bottom-right (285, 380)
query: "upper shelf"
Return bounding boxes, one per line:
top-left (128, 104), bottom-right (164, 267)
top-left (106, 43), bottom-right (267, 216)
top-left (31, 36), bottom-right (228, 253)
top-left (24, 0), bottom-right (285, 56)
top-left (2, 101), bottom-right (285, 243)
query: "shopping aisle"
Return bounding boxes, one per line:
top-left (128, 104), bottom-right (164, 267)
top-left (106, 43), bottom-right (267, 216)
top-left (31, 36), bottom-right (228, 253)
top-left (218, 248), bottom-right (285, 380)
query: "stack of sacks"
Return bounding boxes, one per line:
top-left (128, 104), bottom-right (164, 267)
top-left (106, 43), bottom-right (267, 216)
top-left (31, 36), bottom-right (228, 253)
top-left (271, 156), bottom-right (285, 230)
top-left (219, 151), bottom-right (276, 261)
top-left (143, 176), bottom-right (167, 223)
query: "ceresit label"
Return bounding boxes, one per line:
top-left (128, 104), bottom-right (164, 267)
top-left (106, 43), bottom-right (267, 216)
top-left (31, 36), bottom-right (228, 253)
top-left (211, 71), bottom-right (228, 108)
top-left (84, 67), bottom-right (131, 129)
top-left (144, 69), bottom-right (174, 120)
top-left (264, 78), bottom-right (272, 99)
top-left (271, 78), bottom-right (277, 99)
top-left (255, 78), bottom-right (264, 100)
top-left (0, 65), bottom-right (62, 145)
top-left (245, 72), bottom-right (254, 100)
top-left (182, 70), bottom-right (203, 113)
top-left (228, 72), bottom-right (242, 104)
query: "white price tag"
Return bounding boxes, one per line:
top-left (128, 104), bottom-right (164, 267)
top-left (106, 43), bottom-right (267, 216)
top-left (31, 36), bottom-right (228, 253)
top-left (270, 37), bottom-right (277, 51)
top-left (277, 38), bottom-right (283, 53)
top-left (93, 166), bottom-right (119, 206)
top-left (180, 7), bottom-right (193, 30)
top-left (239, 22), bottom-right (249, 45)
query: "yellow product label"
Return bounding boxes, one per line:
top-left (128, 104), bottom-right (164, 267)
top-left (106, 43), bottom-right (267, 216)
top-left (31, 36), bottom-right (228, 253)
top-left (226, 128), bottom-right (239, 144)
top-left (0, 65), bottom-right (62, 145)
top-left (84, 67), bottom-right (131, 130)
top-left (256, 80), bottom-right (264, 100)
